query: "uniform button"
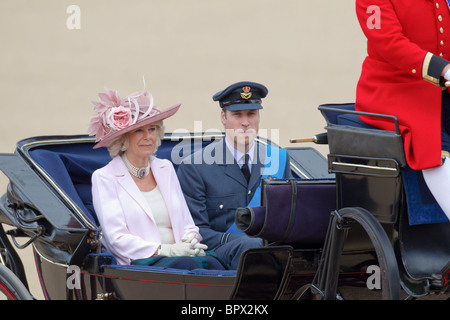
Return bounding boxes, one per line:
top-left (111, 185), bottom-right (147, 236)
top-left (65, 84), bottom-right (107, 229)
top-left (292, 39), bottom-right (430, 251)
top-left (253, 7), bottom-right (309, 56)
top-left (248, 190), bottom-right (251, 195)
top-left (412, 69), bottom-right (417, 74)
top-left (219, 204), bottom-right (223, 209)
top-left (436, 2), bottom-right (440, 9)
top-left (439, 15), bottom-right (443, 22)
top-left (441, 40), bottom-right (445, 46)
top-left (441, 27), bottom-right (444, 33)
top-left (440, 53), bottom-right (444, 57)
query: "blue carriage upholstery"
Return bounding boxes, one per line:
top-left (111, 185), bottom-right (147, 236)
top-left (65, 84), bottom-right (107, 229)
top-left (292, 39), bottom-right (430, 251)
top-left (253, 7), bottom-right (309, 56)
top-left (321, 103), bottom-right (449, 225)
top-left (319, 103), bottom-right (376, 129)
top-left (106, 262), bottom-right (237, 276)
top-left (29, 143), bottom-right (110, 227)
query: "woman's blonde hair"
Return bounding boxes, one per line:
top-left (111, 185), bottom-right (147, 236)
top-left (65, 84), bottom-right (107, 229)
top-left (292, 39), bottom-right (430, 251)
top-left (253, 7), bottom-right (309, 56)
top-left (106, 120), bottom-right (165, 158)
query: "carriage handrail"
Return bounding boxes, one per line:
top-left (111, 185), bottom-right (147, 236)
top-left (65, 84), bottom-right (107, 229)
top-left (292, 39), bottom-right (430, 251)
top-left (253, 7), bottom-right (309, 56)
top-left (318, 104), bottom-right (401, 134)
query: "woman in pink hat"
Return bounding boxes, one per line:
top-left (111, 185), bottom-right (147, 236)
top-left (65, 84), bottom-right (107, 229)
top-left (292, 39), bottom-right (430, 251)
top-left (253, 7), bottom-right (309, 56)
top-left (88, 88), bottom-right (227, 269)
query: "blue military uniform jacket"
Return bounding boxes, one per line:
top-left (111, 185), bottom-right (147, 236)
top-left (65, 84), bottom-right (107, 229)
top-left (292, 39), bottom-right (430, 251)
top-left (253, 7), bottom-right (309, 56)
top-left (177, 138), bottom-right (291, 250)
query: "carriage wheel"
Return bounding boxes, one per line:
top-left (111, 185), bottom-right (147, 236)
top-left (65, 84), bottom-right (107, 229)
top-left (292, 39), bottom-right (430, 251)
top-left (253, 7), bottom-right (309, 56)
top-left (0, 264), bottom-right (33, 300)
top-left (294, 207), bottom-right (401, 300)
top-left (0, 225), bottom-right (28, 288)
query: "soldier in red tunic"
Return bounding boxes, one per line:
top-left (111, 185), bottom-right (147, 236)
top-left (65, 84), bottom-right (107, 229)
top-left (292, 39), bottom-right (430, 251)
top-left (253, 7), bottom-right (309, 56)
top-left (355, 0), bottom-right (450, 220)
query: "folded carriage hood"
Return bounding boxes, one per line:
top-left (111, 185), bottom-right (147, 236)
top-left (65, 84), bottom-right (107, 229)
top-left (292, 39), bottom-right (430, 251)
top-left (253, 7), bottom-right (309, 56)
top-left (0, 148), bottom-right (99, 265)
top-left (0, 153), bottom-right (89, 231)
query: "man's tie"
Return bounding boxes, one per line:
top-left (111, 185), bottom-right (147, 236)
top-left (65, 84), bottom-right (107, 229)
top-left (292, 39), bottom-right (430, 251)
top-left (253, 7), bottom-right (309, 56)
top-left (241, 153), bottom-right (250, 183)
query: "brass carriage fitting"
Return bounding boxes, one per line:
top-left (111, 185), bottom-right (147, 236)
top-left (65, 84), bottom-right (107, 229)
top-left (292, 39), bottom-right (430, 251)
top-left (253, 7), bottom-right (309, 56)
top-left (290, 138), bottom-right (316, 143)
top-left (96, 292), bottom-right (116, 300)
top-left (290, 133), bottom-right (328, 144)
top-left (86, 231), bottom-right (101, 248)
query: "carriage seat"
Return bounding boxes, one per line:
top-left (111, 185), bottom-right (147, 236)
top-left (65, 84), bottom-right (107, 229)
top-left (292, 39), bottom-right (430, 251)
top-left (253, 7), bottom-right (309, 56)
top-left (320, 103), bottom-right (449, 225)
top-left (29, 144), bottom-right (110, 227)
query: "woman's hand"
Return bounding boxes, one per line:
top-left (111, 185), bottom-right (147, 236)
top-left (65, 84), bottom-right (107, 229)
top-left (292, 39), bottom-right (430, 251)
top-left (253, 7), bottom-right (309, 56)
top-left (182, 232), bottom-right (208, 256)
top-left (159, 239), bottom-right (208, 257)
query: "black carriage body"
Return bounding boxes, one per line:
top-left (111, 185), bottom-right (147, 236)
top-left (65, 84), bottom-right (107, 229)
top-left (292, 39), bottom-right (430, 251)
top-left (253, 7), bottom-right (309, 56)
top-left (35, 250), bottom-right (236, 300)
top-left (320, 103), bottom-right (406, 224)
top-left (319, 104), bottom-right (450, 297)
top-left (0, 133), bottom-right (332, 300)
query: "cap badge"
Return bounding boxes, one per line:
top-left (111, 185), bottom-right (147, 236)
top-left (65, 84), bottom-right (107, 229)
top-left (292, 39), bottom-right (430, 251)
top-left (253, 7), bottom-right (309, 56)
top-left (240, 86), bottom-right (252, 99)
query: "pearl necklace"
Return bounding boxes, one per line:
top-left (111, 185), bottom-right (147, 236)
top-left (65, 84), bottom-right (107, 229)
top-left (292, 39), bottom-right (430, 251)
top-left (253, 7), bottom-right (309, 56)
top-left (121, 154), bottom-right (150, 179)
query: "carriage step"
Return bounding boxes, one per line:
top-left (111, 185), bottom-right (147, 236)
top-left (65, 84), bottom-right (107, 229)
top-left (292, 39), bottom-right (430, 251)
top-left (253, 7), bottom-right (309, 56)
top-left (427, 262), bottom-right (450, 289)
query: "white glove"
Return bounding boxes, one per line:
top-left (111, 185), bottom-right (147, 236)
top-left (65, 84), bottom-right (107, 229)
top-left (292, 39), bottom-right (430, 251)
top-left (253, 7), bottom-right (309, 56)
top-left (445, 68), bottom-right (450, 81)
top-left (181, 232), bottom-right (197, 244)
top-left (182, 232), bottom-right (208, 256)
top-left (443, 67), bottom-right (450, 87)
top-left (159, 242), bottom-right (198, 257)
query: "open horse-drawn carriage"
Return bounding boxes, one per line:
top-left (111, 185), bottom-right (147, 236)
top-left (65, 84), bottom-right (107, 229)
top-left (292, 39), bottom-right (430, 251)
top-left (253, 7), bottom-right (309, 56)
top-left (0, 104), bottom-right (448, 300)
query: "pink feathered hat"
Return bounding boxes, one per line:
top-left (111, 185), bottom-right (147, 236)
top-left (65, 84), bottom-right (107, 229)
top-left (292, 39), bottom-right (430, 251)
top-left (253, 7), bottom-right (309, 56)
top-left (88, 88), bottom-right (180, 149)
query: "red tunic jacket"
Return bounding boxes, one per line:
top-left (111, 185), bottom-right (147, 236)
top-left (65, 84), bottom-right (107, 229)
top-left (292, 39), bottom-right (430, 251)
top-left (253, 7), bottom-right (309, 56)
top-left (355, 0), bottom-right (450, 170)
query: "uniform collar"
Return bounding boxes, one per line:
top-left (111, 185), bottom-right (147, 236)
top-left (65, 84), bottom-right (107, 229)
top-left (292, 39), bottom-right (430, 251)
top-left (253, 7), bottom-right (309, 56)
top-left (224, 137), bottom-right (255, 167)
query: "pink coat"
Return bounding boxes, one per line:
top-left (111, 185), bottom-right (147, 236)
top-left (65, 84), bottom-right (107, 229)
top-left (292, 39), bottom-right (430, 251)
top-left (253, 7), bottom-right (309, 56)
top-left (91, 156), bottom-right (201, 265)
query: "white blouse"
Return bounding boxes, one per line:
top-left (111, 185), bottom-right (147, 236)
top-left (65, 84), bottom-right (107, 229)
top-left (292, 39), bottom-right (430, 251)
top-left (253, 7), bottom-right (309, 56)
top-left (141, 186), bottom-right (175, 244)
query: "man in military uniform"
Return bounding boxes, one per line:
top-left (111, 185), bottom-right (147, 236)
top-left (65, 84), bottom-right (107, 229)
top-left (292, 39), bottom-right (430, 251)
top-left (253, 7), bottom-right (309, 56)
top-left (177, 81), bottom-right (291, 269)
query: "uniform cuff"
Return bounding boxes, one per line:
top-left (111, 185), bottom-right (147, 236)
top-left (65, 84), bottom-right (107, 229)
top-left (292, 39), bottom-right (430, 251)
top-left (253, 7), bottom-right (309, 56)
top-left (423, 52), bottom-right (449, 86)
top-left (220, 232), bottom-right (231, 244)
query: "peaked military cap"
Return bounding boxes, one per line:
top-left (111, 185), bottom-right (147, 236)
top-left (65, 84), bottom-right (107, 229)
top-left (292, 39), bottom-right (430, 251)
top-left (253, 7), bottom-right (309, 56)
top-left (212, 81), bottom-right (268, 111)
